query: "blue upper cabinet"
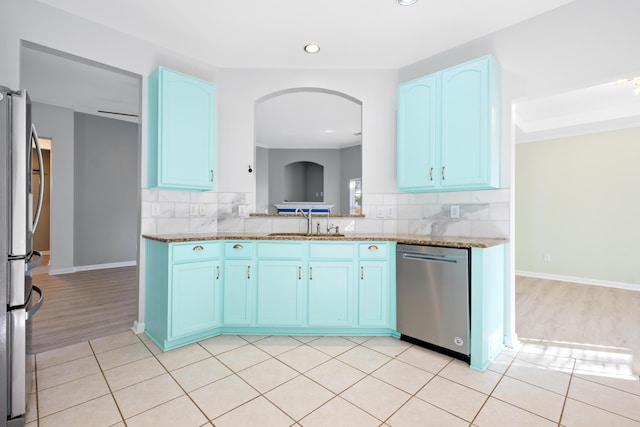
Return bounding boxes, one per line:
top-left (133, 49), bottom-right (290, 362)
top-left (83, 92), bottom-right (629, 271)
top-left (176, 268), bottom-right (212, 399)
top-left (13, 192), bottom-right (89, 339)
top-left (397, 74), bottom-right (438, 191)
top-left (148, 66), bottom-right (217, 191)
top-left (397, 55), bottom-right (501, 192)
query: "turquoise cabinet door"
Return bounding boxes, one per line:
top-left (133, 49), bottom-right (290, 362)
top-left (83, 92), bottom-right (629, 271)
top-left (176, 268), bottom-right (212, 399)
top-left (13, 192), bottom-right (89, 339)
top-left (256, 260), bottom-right (305, 326)
top-left (441, 56), bottom-right (492, 189)
top-left (222, 259), bottom-right (254, 325)
top-left (397, 74), bottom-right (439, 191)
top-left (308, 261), bottom-right (354, 327)
top-left (148, 66), bottom-right (216, 191)
top-left (170, 260), bottom-right (220, 338)
top-left (358, 261), bottom-right (389, 327)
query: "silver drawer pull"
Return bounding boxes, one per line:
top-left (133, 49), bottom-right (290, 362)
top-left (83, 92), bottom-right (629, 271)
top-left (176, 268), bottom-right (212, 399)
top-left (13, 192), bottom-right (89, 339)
top-left (233, 244), bottom-right (244, 249)
top-left (298, 266), bottom-right (302, 280)
top-left (361, 266), bottom-right (364, 280)
top-left (368, 245), bottom-right (379, 251)
top-left (247, 265), bottom-right (251, 279)
top-left (216, 266), bottom-right (220, 280)
top-left (309, 266), bottom-right (313, 281)
top-left (193, 245), bottom-right (204, 251)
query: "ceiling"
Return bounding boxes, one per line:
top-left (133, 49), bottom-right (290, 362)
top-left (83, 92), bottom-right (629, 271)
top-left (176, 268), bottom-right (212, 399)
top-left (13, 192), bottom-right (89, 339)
top-left (37, 0), bottom-right (575, 70)
top-left (25, 0), bottom-right (639, 143)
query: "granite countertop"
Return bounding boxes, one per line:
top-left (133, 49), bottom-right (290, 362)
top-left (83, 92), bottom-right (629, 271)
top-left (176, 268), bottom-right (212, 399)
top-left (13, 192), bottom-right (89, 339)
top-left (142, 232), bottom-right (507, 248)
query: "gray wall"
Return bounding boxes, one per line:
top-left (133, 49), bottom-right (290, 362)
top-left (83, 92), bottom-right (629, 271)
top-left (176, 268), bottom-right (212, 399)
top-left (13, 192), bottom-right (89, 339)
top-left (31, 102), bottom-right (75, 272)
top-left (74, 113), bottom-right (138, 266)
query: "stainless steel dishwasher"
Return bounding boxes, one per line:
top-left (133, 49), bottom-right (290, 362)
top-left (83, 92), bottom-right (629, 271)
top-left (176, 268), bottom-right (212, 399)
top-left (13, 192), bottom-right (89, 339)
top-left (396, 244), bottom-right (470, 362)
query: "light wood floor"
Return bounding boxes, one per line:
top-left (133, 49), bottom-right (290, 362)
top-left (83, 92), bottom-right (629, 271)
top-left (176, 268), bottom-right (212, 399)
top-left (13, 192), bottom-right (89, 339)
top-left (31, 266), bottom-right (138, 354)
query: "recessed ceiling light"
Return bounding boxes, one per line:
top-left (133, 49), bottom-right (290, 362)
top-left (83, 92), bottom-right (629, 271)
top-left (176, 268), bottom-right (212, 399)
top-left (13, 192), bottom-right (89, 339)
top-left (304, 44), bottom-right (320, 54)
top-left (397, 0), bottom-right (418, 5)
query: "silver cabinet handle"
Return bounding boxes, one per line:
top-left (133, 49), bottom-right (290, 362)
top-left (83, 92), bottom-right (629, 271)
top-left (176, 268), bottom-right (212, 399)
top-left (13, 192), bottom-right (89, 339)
top-left (210, 169), bottom-right (214, 182)
top-left (216, 265), bottom-right (220, 280)
top-left (193, 245), bottom-right (204, 251)
top-left (442, 166), bottom-right (446, 180)
top-left (429, 167), bottom-right (433, 181)
top-left (361, 266), bottom-right (364, 280)
top-left (309, 266), bottom-right (313, 281)
top-left (247, 265), bottom-right (251, 279)
top-left (368, 245), bottom-right (379, 251)
top-left (233, 244), bottom-right (243, 249)
top-left (298, 266), bottom-right (302, 280)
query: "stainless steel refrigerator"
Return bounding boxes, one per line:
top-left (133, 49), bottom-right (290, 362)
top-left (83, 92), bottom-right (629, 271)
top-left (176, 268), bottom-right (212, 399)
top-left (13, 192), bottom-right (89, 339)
top-left (1, 86), bottom-right (45, 427)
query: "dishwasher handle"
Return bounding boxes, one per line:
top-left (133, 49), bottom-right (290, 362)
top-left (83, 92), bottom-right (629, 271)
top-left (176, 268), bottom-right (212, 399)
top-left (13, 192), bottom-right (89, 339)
top-left (400, 252), bottom-right (460, 263)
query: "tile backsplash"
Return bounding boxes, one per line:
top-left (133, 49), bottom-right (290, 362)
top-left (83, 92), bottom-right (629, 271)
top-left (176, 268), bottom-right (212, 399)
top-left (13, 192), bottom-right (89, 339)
top-left (142, 188), bottom-right (509, 239)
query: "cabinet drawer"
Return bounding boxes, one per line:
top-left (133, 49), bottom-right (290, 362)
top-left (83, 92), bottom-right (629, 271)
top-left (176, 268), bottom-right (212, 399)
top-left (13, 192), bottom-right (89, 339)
top-left (358, 243), bottom-right (389, 259)
top-left (257, 242), bottom-right (304, 259)
top-left (224, 241), bottom-right (254, 258)
top-left (172, 242), bottom-right (221, 263)
top-left (309, 242), bottom-right (354, 259)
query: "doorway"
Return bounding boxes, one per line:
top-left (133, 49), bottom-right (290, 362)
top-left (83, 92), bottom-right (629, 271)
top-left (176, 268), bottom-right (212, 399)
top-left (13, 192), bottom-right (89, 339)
top-left (32, 137), bottom-right (51, 274)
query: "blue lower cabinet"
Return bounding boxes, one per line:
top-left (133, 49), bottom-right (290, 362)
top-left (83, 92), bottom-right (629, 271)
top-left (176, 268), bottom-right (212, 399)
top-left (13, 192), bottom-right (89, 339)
top-left (358, 260), bottom-right (389, 327)
top-left (222, 259), bottom-right (254, 325)
top-left (308, 261), bottom-right (354, 327)
top-left (256, 260), bottom-right (306, 326)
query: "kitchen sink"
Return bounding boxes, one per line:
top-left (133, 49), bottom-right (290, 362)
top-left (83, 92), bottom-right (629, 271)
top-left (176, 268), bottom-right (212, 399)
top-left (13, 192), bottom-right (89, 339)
top-left (267, 232), bottom-right (345, 238)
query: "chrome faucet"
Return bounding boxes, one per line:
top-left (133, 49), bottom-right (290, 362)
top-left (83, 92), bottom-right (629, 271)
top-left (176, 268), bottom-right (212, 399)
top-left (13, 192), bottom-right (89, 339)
top-left (295, 208), bottom-right (313, 234)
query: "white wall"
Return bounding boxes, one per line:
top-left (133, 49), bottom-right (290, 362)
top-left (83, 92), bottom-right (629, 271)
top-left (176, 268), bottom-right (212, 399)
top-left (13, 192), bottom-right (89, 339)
top-left (516, 128), bottom-right (640, 289)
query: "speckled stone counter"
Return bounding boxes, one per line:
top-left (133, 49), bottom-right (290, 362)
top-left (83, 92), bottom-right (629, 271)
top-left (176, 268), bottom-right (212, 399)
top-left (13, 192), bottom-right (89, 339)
top-left (142, 232), bottom-right (507, 248)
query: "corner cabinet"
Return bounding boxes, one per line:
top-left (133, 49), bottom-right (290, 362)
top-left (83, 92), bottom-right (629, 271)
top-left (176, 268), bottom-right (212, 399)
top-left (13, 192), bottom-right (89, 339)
top-left (145, 240), bottom-right (222, 350)
top-left (147, 66), bottom-right (217, 191)
top-left (397, 55), bottom-right (501, 192)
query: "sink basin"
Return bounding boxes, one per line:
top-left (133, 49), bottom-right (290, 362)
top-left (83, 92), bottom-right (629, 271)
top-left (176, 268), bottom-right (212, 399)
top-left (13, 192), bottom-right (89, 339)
top-left (267, 232), bottom-right (345, 238)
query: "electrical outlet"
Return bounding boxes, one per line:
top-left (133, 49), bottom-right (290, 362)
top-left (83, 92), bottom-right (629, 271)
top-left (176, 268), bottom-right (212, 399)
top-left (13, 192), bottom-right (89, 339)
top-left (151, 204), bottom-right (160, 217)
top-left (386, 206), bottom-right (396, 218)
top-left (544, 253), bottom-right (552, 262)
top-left (189, 204), bottom-right (198, 216)
top-left (376, 207), bottom-right (384, 218)
top-left (199, 205), bottom-right (206, 216)
top-left (238, 204), bottom-right (248, 217)
top-left (450, 205), bottom-right (460, 218)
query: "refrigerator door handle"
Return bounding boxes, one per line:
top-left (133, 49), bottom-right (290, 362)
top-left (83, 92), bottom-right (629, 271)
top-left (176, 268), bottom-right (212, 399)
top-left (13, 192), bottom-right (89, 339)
top-left (31, 123), bottom-right (44, 233)
top-left (26, 285), bottom-right (44, 320)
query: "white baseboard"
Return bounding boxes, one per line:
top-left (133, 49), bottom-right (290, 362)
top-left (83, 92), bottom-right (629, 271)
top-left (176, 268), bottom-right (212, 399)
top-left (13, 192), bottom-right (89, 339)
top-left (49, 260), bottom-right (136, 275)
top-left (516, 270), bottom-right (639, 292)
top-left (132, 321), bottom-right (145, 334)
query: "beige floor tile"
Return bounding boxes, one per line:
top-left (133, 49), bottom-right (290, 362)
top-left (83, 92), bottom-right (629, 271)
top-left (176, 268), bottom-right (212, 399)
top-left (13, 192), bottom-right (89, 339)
top-left (344, 336), bottom-right (372, 344)
top-left (215, 344), bottom-right (271, 371)
top-left (265, 375), bottom-right (334, 420)
top-left (305, 359), bottom-right (367, 394)
top-left (300, 396), bottom-right (380, 427)
top-left (337, 345), bottom-right (392, 374)
top-left (386, 396), bottom-right (468, 427)
top-left (190, 374), bottom-right (259, 420)
top-left (290, 335), bottom-right (321, 343)
top-left (238, 358), bottom-right (299, 393)
top-left (141, 337), bottom-right (163, 355)
top-left (492, 376), bottom-right (565, 422)
top-left (486, 348), bottom-right (517, 374)
top-left (36, 341), bottom-right (93, 370)
top-left (371, 359), bottom-right (434, 394)
top-left (214, 396), bottom-right (294, 427)
top-left (307, 336), bottom-right (357, 357)
top-left (37, 355), bottom-right (100, 390)
top-left (90, 330), bottom-right (141, 354)
top-left (277, 344), bottom-right (331, 373)
top-left (253, 335), bottom-right (303, 356)
top-left (573, 369), bottom-right (640, 396)
top-left (95, 342), bottom-right (152, 371)
top-left (198, 334), bottom-right (249, 355)
top-left (112, 373), bottom-right (184, 419)
top-left (568, 376), bottom-right (640, 421)
top-left (171, 357), bottom-right (233, 392)
top-left (38, 372), bottom-right (110, 417)
top-left (103, 356), bottom-right (166, 391)
top-left (240, 334), bottom-right (268, 343)
top-left (473, 397), bottom-right (556, 427)
top-left (395, 345), bottom-right (452, 374)
top-left (416, 376), bottom-right (487, 422)
top-left (155, 342), bottom-right (211, 371)
top-left (125, 395), bottom-right (207, 427)
top-left (506, 358), bottom-right (572, 395)
top-left (561, 397), bottom-right (640, 427)
top-left (438, 359), bottom-right (502, 394)
top-left (25, 392), bottom-right (37, 423)
top-left (341, 376), bottom-right (411, 421)
top-left (362, 336), bottom-right (412, 358)
top-left (38, 395), bottom-right (122, 427)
